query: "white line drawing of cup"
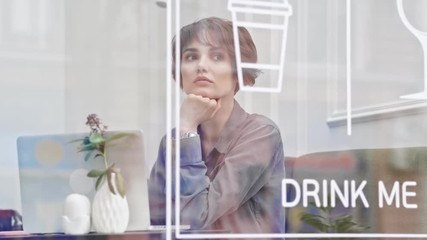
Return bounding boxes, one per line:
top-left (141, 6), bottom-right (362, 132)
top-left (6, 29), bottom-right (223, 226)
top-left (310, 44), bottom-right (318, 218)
top-left (228, 0), bottom-right (293, 93)
top-left (397, 0), bottom-right (427, 99)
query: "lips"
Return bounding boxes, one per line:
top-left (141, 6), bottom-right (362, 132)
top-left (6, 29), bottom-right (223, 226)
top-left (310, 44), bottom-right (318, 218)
top-left (194, 76), bottom-right (213, 84)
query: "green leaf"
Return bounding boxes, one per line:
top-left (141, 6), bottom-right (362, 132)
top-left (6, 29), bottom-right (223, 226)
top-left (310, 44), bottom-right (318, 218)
top-left (105, 133), bottom-right (133, 143)
top-left (347, 225), bottom-right (369, 233)
top-left (106, 170), bottom-right (116, 195)
top-left (300, 212), bottom-right (327, 221)
top-left (308, 201), bottom-right (331, 213)
top-left (335, 216), bottom-right (354, 226)
top-left (78, 143), bottom-right (97, 152)
top-left (301, 214), bottom-right (329, 227)
top-left (335, 215), bottom-right (369, 233)
top-left (115, 172), bottom-right (126, 198)
top-left (301, 217), bottom-right (330, 232)
top-left (87, 169), bottom-right (105, 178)
top-left (89, 132), bottom-right (105, 144)
top-left (336, 221), bottom-right (356, 233)
top-left (68, 138), bottom-right (85, 143)
top-left (95, 174), bottom-right (105, 190)
top-left (300, 212), bottom-right (331, 233)
top-left (111, 166), bottom-right (121, 173)
top-left (84, 151), bottom-right (93, 162)
top-left (83, 136), bottom-right (91, 145)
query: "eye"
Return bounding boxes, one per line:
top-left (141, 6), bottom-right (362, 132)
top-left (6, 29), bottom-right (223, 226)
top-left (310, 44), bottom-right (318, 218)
top-left (212, 53), bottom-right (224, 61)
top-left (183, 53), bottom-right (198, 62)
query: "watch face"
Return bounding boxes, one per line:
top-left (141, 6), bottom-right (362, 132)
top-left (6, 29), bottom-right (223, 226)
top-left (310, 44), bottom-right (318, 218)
top-left (181, 132), bottom-right (198, 139)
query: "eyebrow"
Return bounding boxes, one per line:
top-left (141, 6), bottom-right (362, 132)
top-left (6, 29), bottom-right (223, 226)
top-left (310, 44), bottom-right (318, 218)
top-left (182, 46), bottom-right (225, 53)
top-left (182, 48), bottom-right (198, 54)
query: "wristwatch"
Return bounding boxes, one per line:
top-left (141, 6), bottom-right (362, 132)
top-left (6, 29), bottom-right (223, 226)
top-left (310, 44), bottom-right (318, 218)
top-left (180, 131), bottom-right (199, 139)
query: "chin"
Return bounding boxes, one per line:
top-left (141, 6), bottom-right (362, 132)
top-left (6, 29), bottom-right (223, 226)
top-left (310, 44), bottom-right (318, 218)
top-left (189, 89), bottom-right (216, 99)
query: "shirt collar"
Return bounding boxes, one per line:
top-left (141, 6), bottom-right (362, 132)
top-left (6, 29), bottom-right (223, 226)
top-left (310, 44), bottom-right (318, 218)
top-left (214, 100), bottom-right (249, 153)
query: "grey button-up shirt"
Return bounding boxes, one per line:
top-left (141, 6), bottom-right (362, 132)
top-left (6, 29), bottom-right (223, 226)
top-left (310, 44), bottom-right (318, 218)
top-left (148, 100), bottom-right (286, 234)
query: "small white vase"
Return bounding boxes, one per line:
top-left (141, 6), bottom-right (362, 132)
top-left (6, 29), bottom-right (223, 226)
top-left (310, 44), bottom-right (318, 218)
top-left (91, 173), bottom-right (129, 233)
top-left (62, 194), bottom-right (91, 234)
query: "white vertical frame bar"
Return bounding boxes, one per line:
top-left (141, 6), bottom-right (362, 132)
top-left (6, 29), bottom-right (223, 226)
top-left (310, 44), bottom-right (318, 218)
top-left (165, 0), bottom-right (172, 240)
top-left (175, 0), bottom-right (182, 238)
top-left (346, 0), bottom-right (352, 135)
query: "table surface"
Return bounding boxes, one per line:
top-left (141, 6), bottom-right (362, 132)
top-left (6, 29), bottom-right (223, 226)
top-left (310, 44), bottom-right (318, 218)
top-left (0, 231), bottom-right (168, 240)
top-left (0, 229), bottom-right (229, 240)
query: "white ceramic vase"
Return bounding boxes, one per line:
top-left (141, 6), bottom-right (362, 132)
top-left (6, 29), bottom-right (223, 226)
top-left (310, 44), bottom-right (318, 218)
top-left (91, 173), bottom-right (129, 233)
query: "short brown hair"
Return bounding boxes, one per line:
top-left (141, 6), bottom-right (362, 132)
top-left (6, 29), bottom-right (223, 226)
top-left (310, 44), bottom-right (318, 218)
top-left (172, 17), bottom-right (260, 91)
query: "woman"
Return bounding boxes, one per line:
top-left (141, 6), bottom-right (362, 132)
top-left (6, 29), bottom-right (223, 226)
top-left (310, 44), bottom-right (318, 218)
top-left (148, 17), bottom-right (286, 234)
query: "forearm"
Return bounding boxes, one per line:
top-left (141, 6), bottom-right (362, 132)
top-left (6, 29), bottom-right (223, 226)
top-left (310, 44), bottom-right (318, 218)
top-left (178, 125), bottom-right (280, 229)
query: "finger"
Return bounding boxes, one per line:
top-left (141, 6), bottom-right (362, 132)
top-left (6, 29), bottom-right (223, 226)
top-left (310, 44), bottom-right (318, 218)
top-left (216, 98), bottom-right (222, 109)
top-left (208, 99), bottom-right (217, 107)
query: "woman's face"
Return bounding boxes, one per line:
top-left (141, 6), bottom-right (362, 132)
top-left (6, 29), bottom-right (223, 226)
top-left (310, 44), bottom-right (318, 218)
top-left (180, 40), bottom-right (236, 100)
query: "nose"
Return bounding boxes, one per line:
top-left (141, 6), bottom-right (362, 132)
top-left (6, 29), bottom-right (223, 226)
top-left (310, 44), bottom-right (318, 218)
top-left (197, 55), bottom-right (208, 73)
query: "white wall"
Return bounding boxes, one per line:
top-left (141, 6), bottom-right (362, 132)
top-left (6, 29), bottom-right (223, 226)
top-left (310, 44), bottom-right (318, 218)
top-left (0, 0), bottom-right (167, 213)
top-left (0, 0), bottom-right (66, 212)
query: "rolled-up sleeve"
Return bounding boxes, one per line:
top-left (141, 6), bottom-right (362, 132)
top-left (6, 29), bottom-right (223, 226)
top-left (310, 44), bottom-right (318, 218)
top-left (148, 136), bottom-right (171, 226)
top-left (148, 112), bottom-right (285, 234)
top-left (179, 124), bottom-right (282, 229)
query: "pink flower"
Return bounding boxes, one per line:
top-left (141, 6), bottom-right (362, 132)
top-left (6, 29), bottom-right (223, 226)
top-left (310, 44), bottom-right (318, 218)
top-left (85, 114), bottom-right (107, 135)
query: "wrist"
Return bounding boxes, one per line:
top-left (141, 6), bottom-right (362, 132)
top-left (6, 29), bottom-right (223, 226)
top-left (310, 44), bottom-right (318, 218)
top-left (180, 131), bottom-right (199, 139)
top-left (180, 121), bottom-right (198, 134)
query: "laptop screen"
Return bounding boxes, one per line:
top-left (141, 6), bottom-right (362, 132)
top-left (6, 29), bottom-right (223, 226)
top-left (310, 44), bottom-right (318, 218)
top-left (16, 130), bottom-right (150, 234)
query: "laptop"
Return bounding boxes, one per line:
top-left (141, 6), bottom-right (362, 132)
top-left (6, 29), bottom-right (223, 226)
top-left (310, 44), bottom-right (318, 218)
top-left (16, 130), bottom-right (150, 234)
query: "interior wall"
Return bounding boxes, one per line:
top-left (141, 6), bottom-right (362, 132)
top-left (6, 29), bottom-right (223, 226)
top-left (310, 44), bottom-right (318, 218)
top-left (63, 0), bottom-right (167, 176)
top-left (0, 0), bottom-right (167, 212)
top-left (0, 0), bottom-right (66, 212)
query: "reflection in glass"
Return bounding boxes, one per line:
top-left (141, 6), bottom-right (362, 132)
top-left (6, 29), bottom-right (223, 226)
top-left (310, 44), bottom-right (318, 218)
top-left (397, 0), bottom-right (427, 99)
